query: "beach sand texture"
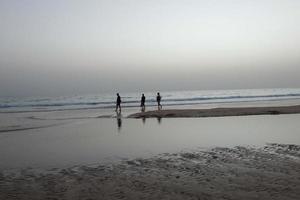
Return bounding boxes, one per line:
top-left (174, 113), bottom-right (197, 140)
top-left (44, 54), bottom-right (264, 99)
top-left (0, 143), bottom-right (299, 200)
top-left (128, 105), bottom-right (300, 118)
top-left (1, 103), bottom-right (300, 199)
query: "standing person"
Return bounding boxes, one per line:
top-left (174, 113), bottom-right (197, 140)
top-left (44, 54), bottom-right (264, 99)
top-left (115, 93), bottom-right (121, 113)
top-left (140, 93), bottom-right (146, 112)
top-left (156, 92), bottom-right (162, 110)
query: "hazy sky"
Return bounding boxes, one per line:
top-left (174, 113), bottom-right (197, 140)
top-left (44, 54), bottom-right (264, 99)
top-left (0, 0), bottom-right (299, 97)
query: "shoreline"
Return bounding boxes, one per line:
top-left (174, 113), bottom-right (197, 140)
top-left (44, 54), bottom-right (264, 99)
top-left (128, 105), bottom-right (300, 118)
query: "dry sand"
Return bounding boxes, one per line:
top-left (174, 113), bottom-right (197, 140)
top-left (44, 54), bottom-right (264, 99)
top-left (1, 143), bottom-right (299, 200)
top-left (128, 105), bottom-right (300, 118)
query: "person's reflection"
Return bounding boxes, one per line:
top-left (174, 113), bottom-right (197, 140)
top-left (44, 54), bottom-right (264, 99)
top-left (142, 117), bottom-right (146, 125)
top-left (116, 111), bottom-right (122, 132)
top-left (157, 117), bottom-right (162, 124)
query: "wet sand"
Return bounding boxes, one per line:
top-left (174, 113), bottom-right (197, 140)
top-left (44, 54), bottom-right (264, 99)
top-left (1, 101), bottom-right (300, 199)
top-left (1, 143), bottom-right (299, 200)
top-left (128, 105), bottom-right (300, 118)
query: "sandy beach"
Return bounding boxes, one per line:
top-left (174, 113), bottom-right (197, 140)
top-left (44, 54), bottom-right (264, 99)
top-left (128, 105), bottom-right (300, 118)
top-left (1, 143), bottom-right (299, 200)
top-left (1, 0), bottom-right (300, 198)
top-left (1, 102), bottom-right (300, 199)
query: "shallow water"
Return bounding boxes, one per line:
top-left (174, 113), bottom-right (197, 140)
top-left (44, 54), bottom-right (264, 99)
top-left (0, 113), bottom-right (300, 170)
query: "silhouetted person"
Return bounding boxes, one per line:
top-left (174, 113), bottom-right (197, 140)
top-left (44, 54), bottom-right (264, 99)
top-left (140, 93), bottom-right (146, 112)
top-left (156, 92), bottom-right (162, 110)
top-left (115, 93), bottom-right (121, 113)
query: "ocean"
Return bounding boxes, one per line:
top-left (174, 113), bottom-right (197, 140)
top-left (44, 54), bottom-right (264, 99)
top-left (1, 87), bottom-right (300, 170)
top-left (1, 88), bottom-right (300, 112)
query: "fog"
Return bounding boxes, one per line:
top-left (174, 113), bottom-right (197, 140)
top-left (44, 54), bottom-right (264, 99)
top-left (0, 0), bottom-right (299, 97)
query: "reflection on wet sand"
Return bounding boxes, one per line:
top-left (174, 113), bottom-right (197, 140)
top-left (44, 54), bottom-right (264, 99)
top-left (141, 117), bottom-right (162, 125)
top-left (157, 117), bottom-right (162, 124)
top-left (116, 111), bottom-right (122, 132)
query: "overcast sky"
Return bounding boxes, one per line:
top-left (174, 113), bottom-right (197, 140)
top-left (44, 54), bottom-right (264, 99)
top-left (0, 0), bottom-right (299, 97)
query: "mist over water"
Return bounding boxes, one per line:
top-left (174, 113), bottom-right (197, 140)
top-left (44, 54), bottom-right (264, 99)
top-left (1, 1), bottom-right (300, 97)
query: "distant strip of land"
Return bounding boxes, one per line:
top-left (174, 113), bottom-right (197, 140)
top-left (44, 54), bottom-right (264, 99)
top-left (128, 105), bottom-right (300, 118)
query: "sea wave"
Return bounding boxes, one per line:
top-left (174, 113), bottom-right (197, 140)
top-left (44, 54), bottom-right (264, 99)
top-left (1, 89), bottom-right (300, 112)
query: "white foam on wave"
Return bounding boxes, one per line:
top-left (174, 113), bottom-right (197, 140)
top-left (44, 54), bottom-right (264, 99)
top-left (1, 88), bottom-right (300, 112)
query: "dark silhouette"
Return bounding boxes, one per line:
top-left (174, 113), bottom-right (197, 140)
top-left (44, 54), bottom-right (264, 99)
top-left (156, 92), bottom-right (162, 110)
top-left (116, 112), bottom-right (122, 132)
top-left (140, 93), bottom-right (146, 112)
top-left (157, 117), bottom-right (162, 124)
top-left (115, 93), bottom-right (121, 113)
top-left (142, 117), bottom-right (146, 124)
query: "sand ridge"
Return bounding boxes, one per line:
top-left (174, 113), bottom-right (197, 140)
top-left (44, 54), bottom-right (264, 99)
top-left (128, 105), bottom-right (300, 118)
